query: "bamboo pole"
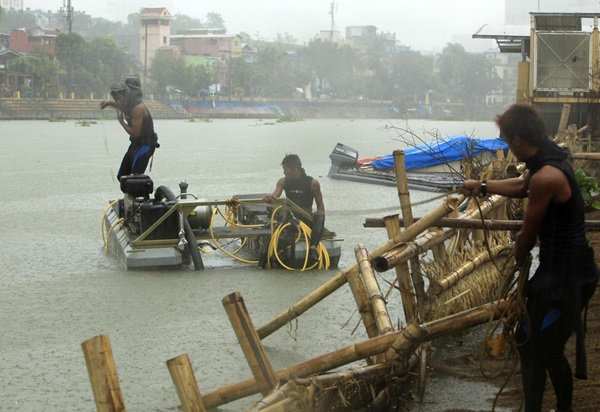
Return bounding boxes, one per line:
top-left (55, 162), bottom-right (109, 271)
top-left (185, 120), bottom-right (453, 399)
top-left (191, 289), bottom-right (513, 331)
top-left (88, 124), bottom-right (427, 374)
top-left (384, 215), bottom-right (417, 324)
top-left (256, 194), bottom-right (464, 340)
top-left (251, 363), bottom-right (410, 412)
top-left (345, 258), bottom-right (380, 343)
top-left (355, 244), bottom-right (393, 335)
top-left (384, 323), bottom-right (429, 362)
top-left (81, 335), bottom-right (126, 412)
top-left (373, 228), bottom-right (455, 272)
top-left (166, 354), bottom-right (206, 412)
top-left (393, 150), bottom-right (425, 318)
top-left (374, 195), bottom-right (507, 272)
top-left (365, 217), bottom-right (600, 232)
top-left (428, 244), bottom-right (513, 295)
top-left (202, 300), bottom-right (510, 409)
top-left (223, 292), bottom-right (278, 395)
top-left (570, 152), bottom-right (600, 160)
top-left (558, 103), bottom-right (571, 133)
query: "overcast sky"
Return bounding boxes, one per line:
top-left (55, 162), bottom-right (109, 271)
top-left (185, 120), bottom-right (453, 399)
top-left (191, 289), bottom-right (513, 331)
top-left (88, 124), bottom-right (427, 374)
top-left (25, 0), bottom-right (506, 51)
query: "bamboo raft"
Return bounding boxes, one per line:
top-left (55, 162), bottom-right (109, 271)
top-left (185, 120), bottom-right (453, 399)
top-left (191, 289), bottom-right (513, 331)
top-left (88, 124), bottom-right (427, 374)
top-left (81, 110), bottom-right (600, 411)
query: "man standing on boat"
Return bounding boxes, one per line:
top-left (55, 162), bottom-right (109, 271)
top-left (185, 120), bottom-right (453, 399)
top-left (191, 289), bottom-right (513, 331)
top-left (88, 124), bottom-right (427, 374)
top-left (100, 75), bottom-right (158, 182)
top-left (460, 104), bottom-right (598, 412)
top-left (262, 153), bottom-right (325, 267)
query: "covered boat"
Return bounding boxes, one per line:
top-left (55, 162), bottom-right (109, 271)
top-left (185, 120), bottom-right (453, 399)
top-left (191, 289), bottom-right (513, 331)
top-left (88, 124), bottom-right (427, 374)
top-left (327, 135), bottom-right (508, 192)
top-left (102, 175), bottom-right (341, 270)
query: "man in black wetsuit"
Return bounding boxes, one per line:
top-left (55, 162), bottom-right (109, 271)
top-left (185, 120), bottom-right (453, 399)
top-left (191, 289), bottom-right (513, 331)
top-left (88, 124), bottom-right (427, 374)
top-left (262, 153), bottom-right (325, 266)
top-left (461, 104), bottom-right (599, 412)
top-left (100, 75), bottom-right (158, 182)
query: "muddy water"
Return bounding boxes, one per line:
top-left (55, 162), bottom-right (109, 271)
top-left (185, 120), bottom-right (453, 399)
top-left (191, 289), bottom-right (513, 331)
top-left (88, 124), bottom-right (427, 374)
top-left (0, 118), bottom-right (501, 411)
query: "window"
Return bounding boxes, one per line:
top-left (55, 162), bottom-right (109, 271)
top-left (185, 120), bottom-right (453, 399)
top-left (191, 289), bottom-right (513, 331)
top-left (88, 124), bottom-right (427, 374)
top-left (163, 36), bottom-right (167, 44)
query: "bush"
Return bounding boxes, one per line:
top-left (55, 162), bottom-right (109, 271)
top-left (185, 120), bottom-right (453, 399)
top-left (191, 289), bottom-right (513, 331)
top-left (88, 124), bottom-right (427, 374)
top-left (575, 169), bottom-right (600, 210)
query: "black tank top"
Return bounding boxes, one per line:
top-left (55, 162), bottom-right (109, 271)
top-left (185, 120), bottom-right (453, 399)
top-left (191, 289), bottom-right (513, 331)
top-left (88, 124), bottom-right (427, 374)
top-left (127, 104), bottom-right (156, 147)
top-left (525, 139), bottom-right (598, 299)
top-left (284, 174), bottom-right (314, 211)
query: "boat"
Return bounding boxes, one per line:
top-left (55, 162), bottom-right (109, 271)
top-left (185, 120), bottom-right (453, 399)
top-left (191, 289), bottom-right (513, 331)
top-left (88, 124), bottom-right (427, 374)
top-left (327, 136), bottom-right (509, 192)
top-left (102, 175), bottom-right (342, 270)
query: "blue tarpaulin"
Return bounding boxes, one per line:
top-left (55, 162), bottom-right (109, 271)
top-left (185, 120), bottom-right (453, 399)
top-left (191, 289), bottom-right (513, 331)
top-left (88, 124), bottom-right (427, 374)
top-left (369, 135), bottom-right (508, 171)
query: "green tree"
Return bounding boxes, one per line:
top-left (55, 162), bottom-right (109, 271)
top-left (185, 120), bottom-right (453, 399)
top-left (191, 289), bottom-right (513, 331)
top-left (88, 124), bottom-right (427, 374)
top-left (298, 39), bottom-right (360, 98)
top-left (0, 9), bottom-right (36, 31)
top-left (437, 43), bottom-right (502, 115)
top-left (389, 50), bottom-right (438, 105)
top-left (7, 55), bottom-right (61, 97)
top-left (205, 12), bottom-right (225, 29)
top-left (148, 49), bottom-right (188, 98)
top-left (229, 56), bottom-right (257, 97)
top-left (170, 14), bottom-right (204, 34)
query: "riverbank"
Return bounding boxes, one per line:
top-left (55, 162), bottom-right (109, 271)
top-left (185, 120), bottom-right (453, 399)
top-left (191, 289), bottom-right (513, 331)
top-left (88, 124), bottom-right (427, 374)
top-left (0, 97), bottom-right (402, 120)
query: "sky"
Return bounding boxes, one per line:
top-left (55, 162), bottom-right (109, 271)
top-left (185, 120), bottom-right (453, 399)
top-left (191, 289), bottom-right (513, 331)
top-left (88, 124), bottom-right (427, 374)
top-left (24, 0), bottom-right (506, 51)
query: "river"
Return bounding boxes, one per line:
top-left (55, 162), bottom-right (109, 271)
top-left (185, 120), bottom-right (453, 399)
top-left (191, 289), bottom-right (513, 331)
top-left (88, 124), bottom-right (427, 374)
top-left (0, 118), bottom-right (502, 411)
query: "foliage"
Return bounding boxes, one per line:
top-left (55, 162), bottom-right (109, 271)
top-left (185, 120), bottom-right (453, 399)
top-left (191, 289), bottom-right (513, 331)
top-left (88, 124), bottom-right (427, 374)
top-left (7, 55), bottom-right (61, 97)
top-left (575, 169), bottom-right (600, 210)
top-left (436, 43), bottom-right (502, 110)
top-left (149, 50), bottom-right (213, 97)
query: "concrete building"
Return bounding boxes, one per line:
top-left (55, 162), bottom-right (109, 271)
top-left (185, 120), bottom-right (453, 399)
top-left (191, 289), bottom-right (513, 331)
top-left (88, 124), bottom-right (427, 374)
top-left (139, 7), bottom-right (171, 75)
top-left (1, 0), bottom-right (23, 11)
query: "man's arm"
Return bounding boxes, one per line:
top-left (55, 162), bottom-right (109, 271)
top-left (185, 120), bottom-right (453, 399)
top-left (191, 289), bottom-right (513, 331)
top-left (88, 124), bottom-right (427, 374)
top-left (460, 172), bottom-right (530, 198)
top-left (263, 178), bottom-right (285, 202)
top-left (514, 166), bottom-right (570, 264)
top-left (311, 179), bottom-right (325, 213)
top-left (100, 100), bottom-right (118, 110)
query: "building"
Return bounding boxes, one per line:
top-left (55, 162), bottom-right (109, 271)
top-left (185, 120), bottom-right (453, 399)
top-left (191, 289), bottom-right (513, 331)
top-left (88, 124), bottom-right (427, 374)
top-left (9, 27), bottom-right (59, 54)
top-left (476, 12), bottom-right (600, 134)
top-left (139, 7), bottom-right (171, 75)
top-left (170, 29), bottom-right (242, 60)
top-left (1, 0), bottom-right (23, 11)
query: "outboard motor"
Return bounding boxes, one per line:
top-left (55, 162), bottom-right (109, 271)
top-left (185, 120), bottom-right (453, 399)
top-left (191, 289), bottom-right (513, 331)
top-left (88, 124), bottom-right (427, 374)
top-left (119, 174), bottom-right (154, 233)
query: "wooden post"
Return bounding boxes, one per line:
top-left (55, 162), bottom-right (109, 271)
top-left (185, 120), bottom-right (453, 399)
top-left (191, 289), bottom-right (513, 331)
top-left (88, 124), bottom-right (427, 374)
top-left (222, 292), bottom-right (277, 395)
top-left (81, 335), bottom-right (126, 412)
top-left (384, 215), bottom-right (417, 324)
top-left (355, 244), bottom-right (393, 335)
top-left (166, 354), bottom-right (206, 412)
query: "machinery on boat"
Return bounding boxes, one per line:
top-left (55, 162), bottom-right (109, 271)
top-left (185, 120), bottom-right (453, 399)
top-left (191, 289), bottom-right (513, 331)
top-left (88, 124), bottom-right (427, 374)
top-left (102, 175), bottom-right (342, 270)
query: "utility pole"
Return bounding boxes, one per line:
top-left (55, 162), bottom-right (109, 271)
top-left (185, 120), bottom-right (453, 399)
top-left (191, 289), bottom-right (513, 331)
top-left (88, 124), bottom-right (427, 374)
top-left (62, 0), bottom-right (73, 33)
top-left (329, 1), bottom-right (337, 41)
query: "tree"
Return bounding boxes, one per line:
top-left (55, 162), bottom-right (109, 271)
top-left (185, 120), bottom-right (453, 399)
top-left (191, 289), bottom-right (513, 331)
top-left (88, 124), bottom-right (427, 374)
top-left (55, 32), bottom-right (138, 97)
top-left (299, 39), bottom-right (360, 98)
top-left (205, 12), bottom-right (225, 29)
top-left (437, 43), bottom-right (502, 115)
top-left (229, 56), bottom-right (257, 97)
top-left (7, 55), bottom-right (61, 97)
top-left (389, 50), bottom-right (438, 105)
top-left (0, 9), bottom-right (36, 32)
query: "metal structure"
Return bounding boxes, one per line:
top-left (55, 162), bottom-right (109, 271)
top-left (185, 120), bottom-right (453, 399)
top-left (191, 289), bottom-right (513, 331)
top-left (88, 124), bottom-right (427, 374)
top-left (474, 12), bottom-right (600, 134)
